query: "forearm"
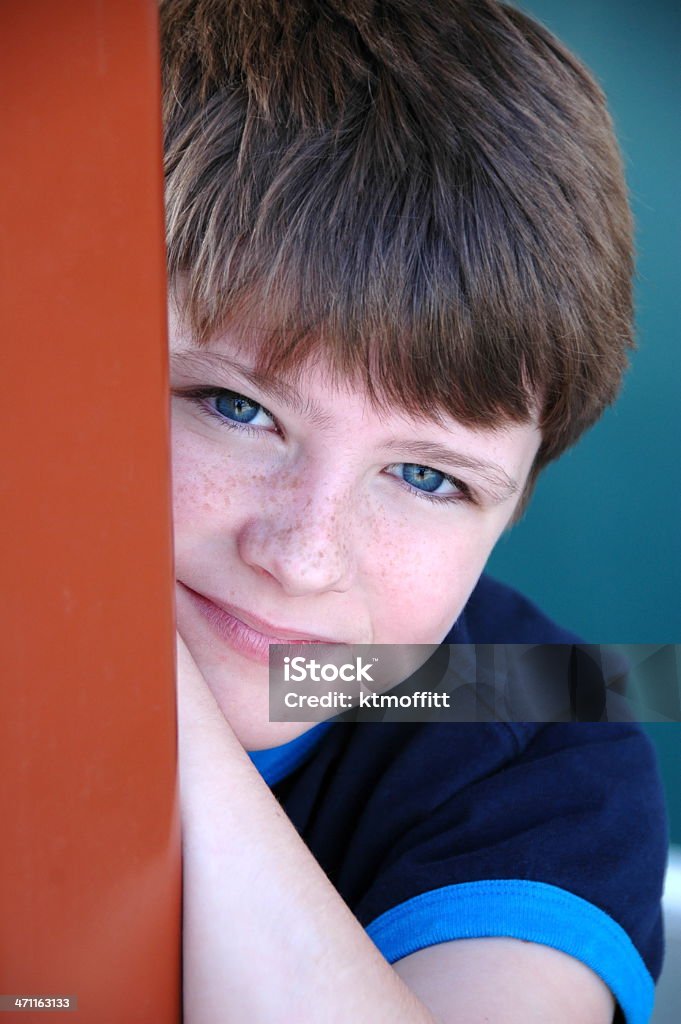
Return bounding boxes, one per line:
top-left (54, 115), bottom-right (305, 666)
top-left (179, 709), bottom-right (438, 1024)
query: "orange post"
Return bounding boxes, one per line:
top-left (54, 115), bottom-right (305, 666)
top-left (0, 2), bottom-right (179, 1021)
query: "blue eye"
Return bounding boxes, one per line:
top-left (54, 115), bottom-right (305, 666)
top-left (214, 390), bottom-right (262, 424)
top-left (385, 463), bottom-right (471, 504)
top-left (175, 386), bottom-right (277, 432)
top-left (402, 464), bottom-right (446, 493)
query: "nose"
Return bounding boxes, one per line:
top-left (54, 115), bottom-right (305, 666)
top-left (236, 484), bottom-right (357, 598)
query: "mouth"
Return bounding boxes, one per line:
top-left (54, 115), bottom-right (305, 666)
top-left (179, 583), bottom-right (342, 667)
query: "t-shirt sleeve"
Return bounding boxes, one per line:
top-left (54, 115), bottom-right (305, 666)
top-left (353, 722), bottom-right (667, 1024)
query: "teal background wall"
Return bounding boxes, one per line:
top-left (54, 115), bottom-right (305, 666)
top-left (487, 2), bottom-right (680, 839)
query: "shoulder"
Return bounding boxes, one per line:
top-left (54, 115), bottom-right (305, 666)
top-left (270, 577), bottom-right (668, 1022)
top-left (444, 572), bottom-right (583, 645)
top-left (346, 718), bottom-right (667, 1024)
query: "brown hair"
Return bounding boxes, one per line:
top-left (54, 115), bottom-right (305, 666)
top-left (160, 0), bottom-right (635, 508)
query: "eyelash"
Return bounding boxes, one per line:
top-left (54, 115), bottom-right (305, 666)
top-left (174, 385), bottom-right (282, 437)
top-left (173, 386), bottom-right (477, 506)
top-left (390, 473), bottom-right (474, 506)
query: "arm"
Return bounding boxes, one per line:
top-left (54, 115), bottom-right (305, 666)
top-left (176, 634), bottom-right (616, 1024)
top-left (176, 631), bottom-right (437, 1024)
top-left (394, 938), bottom-right (615, 1024)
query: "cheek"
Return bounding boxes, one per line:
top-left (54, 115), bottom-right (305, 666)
top-left (171, 434), bottom-right (232, 524)
top-left (170, 428), bottom-right (265, 566)
top-left (170, 426), bottom-right (297, 580)
top-left (365, 509), bottom-right (500, 643)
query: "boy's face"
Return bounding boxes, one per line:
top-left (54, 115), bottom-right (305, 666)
top-left (170, 304), bottom-right (542, 750)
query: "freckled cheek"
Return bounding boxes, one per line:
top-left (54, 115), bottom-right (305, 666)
top-left (169, 433), bottom-right (270, 529)
top-left (363, 515), bottom-right (490, 642)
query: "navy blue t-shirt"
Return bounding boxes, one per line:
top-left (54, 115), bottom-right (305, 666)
top-left (250, 575), bottom-right (668, 1024)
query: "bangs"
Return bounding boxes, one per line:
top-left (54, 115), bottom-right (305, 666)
top-left (166, 119), bottom-right (549, 434)
top-left (163, 0), bottom-right (634, 464)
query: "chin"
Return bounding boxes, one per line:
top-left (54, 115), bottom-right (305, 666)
top-left (232, 716), bottom-right (318, 753)
top-left (201, 673), bottom-right (316, 752)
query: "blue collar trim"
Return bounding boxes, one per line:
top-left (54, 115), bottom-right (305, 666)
top-left (246, 600), bottom-right (471, 786)
top-left (248, 720), bottom-right (336, 786)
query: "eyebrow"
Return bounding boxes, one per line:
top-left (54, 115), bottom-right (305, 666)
top-left (171, 349), bottom-right (520, 501)
top-left (382, 439), bottom-right (520, 501)
top-left (170, 350), bottom-right (335, 429)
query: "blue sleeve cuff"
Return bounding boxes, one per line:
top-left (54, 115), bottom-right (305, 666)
top-left (365, 879), bottom-right (654, 1024)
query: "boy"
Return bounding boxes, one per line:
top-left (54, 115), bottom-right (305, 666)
top-left (163, 1), bottom-right (667, 1021)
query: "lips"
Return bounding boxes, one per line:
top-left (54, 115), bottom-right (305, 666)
top-left (179, 583), bottom-right (341, 644)
top-left (207, 595), bottom-right (338, 642)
